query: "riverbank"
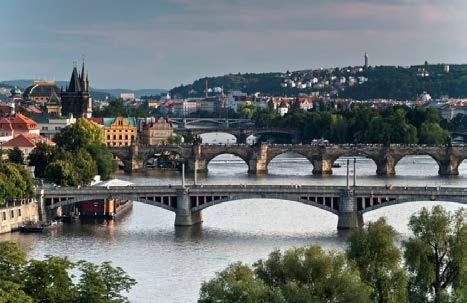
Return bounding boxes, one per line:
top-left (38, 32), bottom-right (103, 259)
top-left (0, 200), bottom-right (39, 234)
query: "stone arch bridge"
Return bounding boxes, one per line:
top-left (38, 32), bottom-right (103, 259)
top-left (109, 143), bottom-right (466, 176)
top-left (37, 185), bottom-right (466, 230)
top-left (173, 128), bottom-right (300, 144)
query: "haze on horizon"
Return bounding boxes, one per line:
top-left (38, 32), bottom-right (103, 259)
top-left (0, 0), bottom-right (465, 89)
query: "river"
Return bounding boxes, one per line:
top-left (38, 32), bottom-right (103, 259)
top-left (1, 134), bottom-right (465, 302)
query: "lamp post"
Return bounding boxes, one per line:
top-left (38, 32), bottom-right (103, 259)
top-left (346, 159), bottom-right (350, 189)
top-left (182, 163), bottom-right (186, 189)
top-left (353, 158), bottom-right (357, 188)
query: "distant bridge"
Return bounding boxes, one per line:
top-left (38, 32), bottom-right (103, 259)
top-left (451, 132), bottom-right (466, 143)
top-left (173, 128), bottom-right (300, 144)
top-left (37, 185), bottom-right (466, 230)
top-left (109, 143), bottom-right (466, 176)
top-left (168, 118), bottom-right (254, 128)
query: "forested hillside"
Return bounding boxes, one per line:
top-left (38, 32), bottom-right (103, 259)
top-left (170, 64), bottom-right (467, 99)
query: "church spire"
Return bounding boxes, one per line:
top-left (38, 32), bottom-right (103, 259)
top-left (81, 58), bottom-right (85, 81)
top-left (68, 64), bottom-right (82, 92)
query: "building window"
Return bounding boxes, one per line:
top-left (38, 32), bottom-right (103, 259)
top-left (113, 135), bottom-right (116, 140)
top-left (17, 209), bottom-right (21, 217)
top-left (10, 210), bottom-right (14, 219)
top-left (125, 135), bottom-right (128, 140)
top-left (2, 211), bottom-right (5, 221)
top-left (119, 135), bottom-right (122, 140)
top-left (107, 135), bottom-right (110, 140)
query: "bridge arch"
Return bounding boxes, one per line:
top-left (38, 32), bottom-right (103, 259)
top-left (142, 150), bottom-right (184, 169)
top-left (360, 197), bottom-right (466, 214)
top-left (46, 195), bottom-right (177, 213)
top-left (198, 132), bottom-right (238, 144)
top-left (190, 195), bottom-right (339, 215)
top-left (266, 152), bottom-right (314, 175)
top-left (205, 153), bottom-right (250, 174)
top-left (394, 154), bottom-right (440, 176)
top-left (330, 153), bottom-right (378, 176)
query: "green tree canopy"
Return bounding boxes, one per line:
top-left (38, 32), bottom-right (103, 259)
top-left (54, 118), bottom-right (104, 150)
top-left (199, 245), bottom-right (372, 303)
top-left (347, 218), bottom-right (408, 303)
top-left (403, 206), bottom-right (464, 303)
top-left (0, 162), bottom-right (34, 204)
top-left (0, 241), bottom-right (136, 303)
top-left (7, 147), bottom-right (24, 165)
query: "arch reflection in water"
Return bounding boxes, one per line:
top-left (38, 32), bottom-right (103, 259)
top-left (267, 152), bottom-right (313, 175)
top-left (395, 155), bottom-right (439, 176)
top-left (207, 154), bottom-right (249, 176)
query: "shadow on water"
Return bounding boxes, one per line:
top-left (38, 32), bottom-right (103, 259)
top-left (174, 224), bottom-right (204, 241)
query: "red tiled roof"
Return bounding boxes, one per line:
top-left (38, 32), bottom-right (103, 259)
top-left (0, 113), bottom-right (39, 132)
top-left (88, 117), bottom-right (104, 125)
top-left (2, 133), bottom-right (55, 148)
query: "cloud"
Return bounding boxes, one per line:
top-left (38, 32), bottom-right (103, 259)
top-left (1, 0), bottom-right (465, 87)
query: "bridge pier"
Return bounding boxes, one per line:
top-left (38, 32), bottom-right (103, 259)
top-left (235, 133), bottom-right (248, 144)
top-left (438, 160), bottom-right (460, 176)
top-left (186, 158), bottom-right (208, 174)
top-left (312, 158), bottom-right (333, 175)
top-left (337, 190), bottom-right (363, 229)
top-left (175, 189), bottom-right (203, 226)
top-left (36, 189), bottom-right (48, 221)
top-left (375, 157), bottom-right (397, 176)
top-left (247, 143), bottom-right (268, 174)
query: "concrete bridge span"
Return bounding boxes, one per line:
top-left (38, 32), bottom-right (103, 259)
top-left (109, 143), bottom-right (467, 176)
top-left (37, 185), bottom-right (466, 230)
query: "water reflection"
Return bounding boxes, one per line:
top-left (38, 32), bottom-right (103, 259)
top-left (0, 149), bottom-right (465, 303)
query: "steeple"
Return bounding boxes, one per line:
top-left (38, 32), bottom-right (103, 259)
top-left (81, 59), bottom-right (85, 82)
top-left (68, 64), bottom-right (82, 92)
top-left (85, 73), bottom-right (89, 92)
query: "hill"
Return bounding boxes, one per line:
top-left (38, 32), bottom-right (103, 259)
top-left (97, 88), bottom-right (167, 98)
top-left (170, 64), bottom-right (467, 100)
top-left (0, 80), bottom-right (166, 100)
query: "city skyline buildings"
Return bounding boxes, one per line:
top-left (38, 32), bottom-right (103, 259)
top-left (0, 0), bottom-right (466, 89)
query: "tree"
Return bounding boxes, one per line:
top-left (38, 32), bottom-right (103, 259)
top-left (54, 118), bottom-right (104, 150)
top-left (7, 147), bottom-right (24, 165)
top-left (23, 256), bottom-right (77, 303)
top-left (199, 262), bottom-right (281, 303)
top-left (28, 143), bottom-right (56, 178)
top-left (44, 160), bottom-right (79, 186)
top-left (73, 149), bottom-right (98, 185)
top-left (87, 144), bottom-right (117, 180)
top-left (347, 218), bottom-right (408, 303)
top-left (0, 241), bottom-right (26, 283)
top-left (167, 135), bottom-right (182, 145)
top-left (0, 241), bottom-right (136, 303)
top-left (0, 163), bottom-right (34, 203)
top-left (77, 261), bottom-right (136, 303)
top-left (420, 123), bottom-right (450, 144)
top-left (254, 246), bottom-right (371, 303)
top-left (199, 245), bottom-right (372, 303)
top-left (403, 206), bottom-right (464, 303)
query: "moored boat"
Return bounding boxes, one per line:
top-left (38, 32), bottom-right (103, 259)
top-left (19, 220), bottom-right (61, 233)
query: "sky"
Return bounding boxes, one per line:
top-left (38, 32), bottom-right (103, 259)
top-left (0, 0), bottom-right (466, 89)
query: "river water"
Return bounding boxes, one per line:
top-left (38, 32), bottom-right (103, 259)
top-left (1, 134), bottom-right (465, 303)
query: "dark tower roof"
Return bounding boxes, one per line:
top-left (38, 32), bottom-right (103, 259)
top-left (68, 66), bottom-right (82, 92)
top-left (81, 61), bottom-right (85, 82)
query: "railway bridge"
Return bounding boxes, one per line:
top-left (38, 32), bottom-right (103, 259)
top-left (109, 143), bottom-right (466, 176)
top-left (36, 185), bottom-right (466, 230)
